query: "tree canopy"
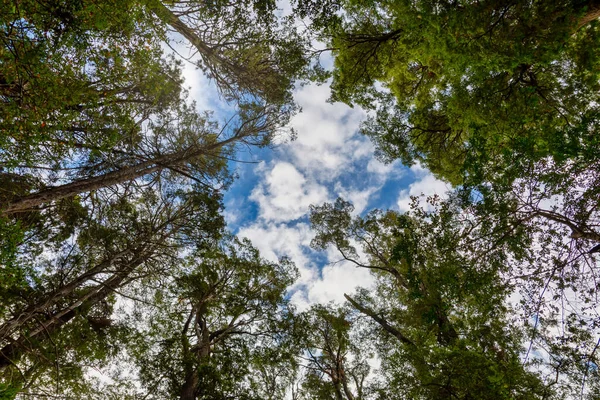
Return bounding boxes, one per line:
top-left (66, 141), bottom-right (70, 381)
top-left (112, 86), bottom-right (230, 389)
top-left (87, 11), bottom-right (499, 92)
top-left (304, 0), bottom-right (600, 186)
top-left (2, 0), bottom-right (600, 399)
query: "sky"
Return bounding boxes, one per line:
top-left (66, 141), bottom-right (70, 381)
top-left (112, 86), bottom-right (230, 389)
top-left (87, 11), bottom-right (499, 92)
top-left (223, 81), bottom-right (451, 311)
top-left (172, 20), bottom-right (451, 313)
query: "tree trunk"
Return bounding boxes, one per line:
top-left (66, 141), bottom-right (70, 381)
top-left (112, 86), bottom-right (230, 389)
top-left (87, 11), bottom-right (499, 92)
top-left (579, 0), bottom-right (600, 27)
top-left (179, 301), bottom-right (212, 400)
top-left (149, 1), bottom-right (245, 77)
top-left (339, 364), bottom-right (355, 400)
top-left (180, 371), bottom-right (200, 400)
top-left (344, 294), bottom-right (414, 347)
top-left (1, 160), bottom-right (161, 215)
top-left (0, 252), bottom-right (148, 369)
top-left (0, 248), bottom-right (132, 341)
top-left (1, 139), bottom-right (226, 215)
top-left (333, 383), bottom-right (344, 400)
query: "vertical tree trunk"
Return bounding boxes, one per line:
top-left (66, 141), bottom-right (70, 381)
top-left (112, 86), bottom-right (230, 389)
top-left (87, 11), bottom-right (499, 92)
top-left (340, 365), bottom-right (356, 400)
top-left (180, 372), bottom-right (200, 400)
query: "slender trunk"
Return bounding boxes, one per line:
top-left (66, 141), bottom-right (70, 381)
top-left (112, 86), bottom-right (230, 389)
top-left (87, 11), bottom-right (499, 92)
top-left (179, 302), bottom-right (211, 400)
top-left (0, 248), bottom-right (132, 341)
top-left (2, 160), bottom-right (161, 215)
top-left (579, 1), bottom-right (600, 27)
top-left (2, 139), bottom-right (226, 215)
top-left (0, 252), bottom-right (147, 369)
top-left (333, 383), bottom-right (344, 400)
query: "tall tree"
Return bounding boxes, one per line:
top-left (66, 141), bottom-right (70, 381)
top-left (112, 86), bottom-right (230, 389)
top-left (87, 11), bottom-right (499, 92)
top-left (128, 237), bottom-right (298, 400)
top-left (1, 0), bottom-right (309, 170)
top-left (300, 0), bottom-right (600, 185)
top-left (1, 101), bottom-right (285, 216)
top-left (0, 0), bottom-right (309, 271)
top-left (0, 184), bottom-right (226, 395)
top-left (310, 197), bottom-right (550, 399)
top-left (455, 161), bottom-right (600, 397)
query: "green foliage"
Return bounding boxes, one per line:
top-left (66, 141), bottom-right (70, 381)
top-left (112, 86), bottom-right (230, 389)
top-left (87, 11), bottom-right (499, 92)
top-left (127, 237), bottom-right (299, 399)
top-left (310, 196), bottom-right (549, 398)
top-left (0, 382), bottom-right (19, 400)
top-left (4, 0), bottom-right (600, 398)
top-left (0, 0), bottom-right (314, 395)
top-left (312, 0), bottom-right (600, 186)
top-left (0, 0), bottom-right (178, 167)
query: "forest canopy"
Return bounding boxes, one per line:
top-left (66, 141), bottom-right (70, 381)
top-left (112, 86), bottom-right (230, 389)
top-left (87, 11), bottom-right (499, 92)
top-left (1, 0), bottom-right (600, 399)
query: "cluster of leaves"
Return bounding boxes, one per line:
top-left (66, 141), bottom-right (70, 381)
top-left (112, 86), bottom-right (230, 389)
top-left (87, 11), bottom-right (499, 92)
top-left (3, 0), bottom-right (600, 398)
top-left (290, 0), bottom-right (600, 398)
top-left (300, 0), bottom-right (600, 186)
top-left (0, 0), bottom-right (313, 398)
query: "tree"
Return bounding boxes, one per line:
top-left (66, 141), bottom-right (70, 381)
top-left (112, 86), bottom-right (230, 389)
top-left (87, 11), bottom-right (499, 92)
top-left (300, 8), bottom-right (600, 393)
top-left (1, 101), bottom-right (286, 216)
top-left (1, 0), bottom-right (309, 171)
top-left (454, 160), bottom-right (600, 397)
top-left (0, 0), bottom-right (182, 167)
top-left (0, 184), bottom-right (226, 395)
top-left (310, 197), bottom-right (549, 399)
top-left (302, 0), bottom-right (600, 185)
top-left (0, 0), bottom-right (309, 270)
top-left (128, 237), bottom-right (298, 400)
top-left (0, 0), bottom-right (311, 211)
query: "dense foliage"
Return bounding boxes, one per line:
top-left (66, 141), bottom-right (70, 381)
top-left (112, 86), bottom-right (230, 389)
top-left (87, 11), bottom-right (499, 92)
top-left (2, 0), bottom-right (600, 399)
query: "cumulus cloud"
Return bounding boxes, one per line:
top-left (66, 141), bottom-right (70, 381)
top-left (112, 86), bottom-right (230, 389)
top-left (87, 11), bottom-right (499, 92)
top-left (250, 161), bottom-right (329, 223)
top-left (237, 221), bottom-right (317, 287)
top-left (282, 84), bottom-right (371, 180)
top-left (237, 220), bottom-right (374, 312)
top-left (232, 82), bottom-right (406, 311)
top-left (291, 261), bottom-right (375, 312)
top-left (238, 218), bottom-right (376, 312)
top-left (289, 244), bottom-right (376, 311)
top-left (367, 157), bottom-right (402, 179)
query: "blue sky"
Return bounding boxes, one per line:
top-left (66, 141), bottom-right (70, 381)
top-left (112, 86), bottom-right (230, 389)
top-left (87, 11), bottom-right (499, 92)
top-left (172, 30), bottom-right (451, 312)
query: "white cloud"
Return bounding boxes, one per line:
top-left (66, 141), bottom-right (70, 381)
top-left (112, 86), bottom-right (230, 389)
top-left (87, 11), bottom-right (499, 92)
top-left (250, 161), bottom-right (329, 223)
top-left (281, 84), bottom-right (371, 180)
top-left (223, 197), bottom-right (243, 227)
top-left (237, 221), bottom-right (317, 288)
top-left (367, 158), bottom-right (402, 178)
top-left (237, 219), bottom-right (376, 313)
top-left (397, 164), bottom-right (450, 212)
top-left (290, 245), bottom-right (375, 311)
top-left (291, 261), bottom-right (375, 312)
